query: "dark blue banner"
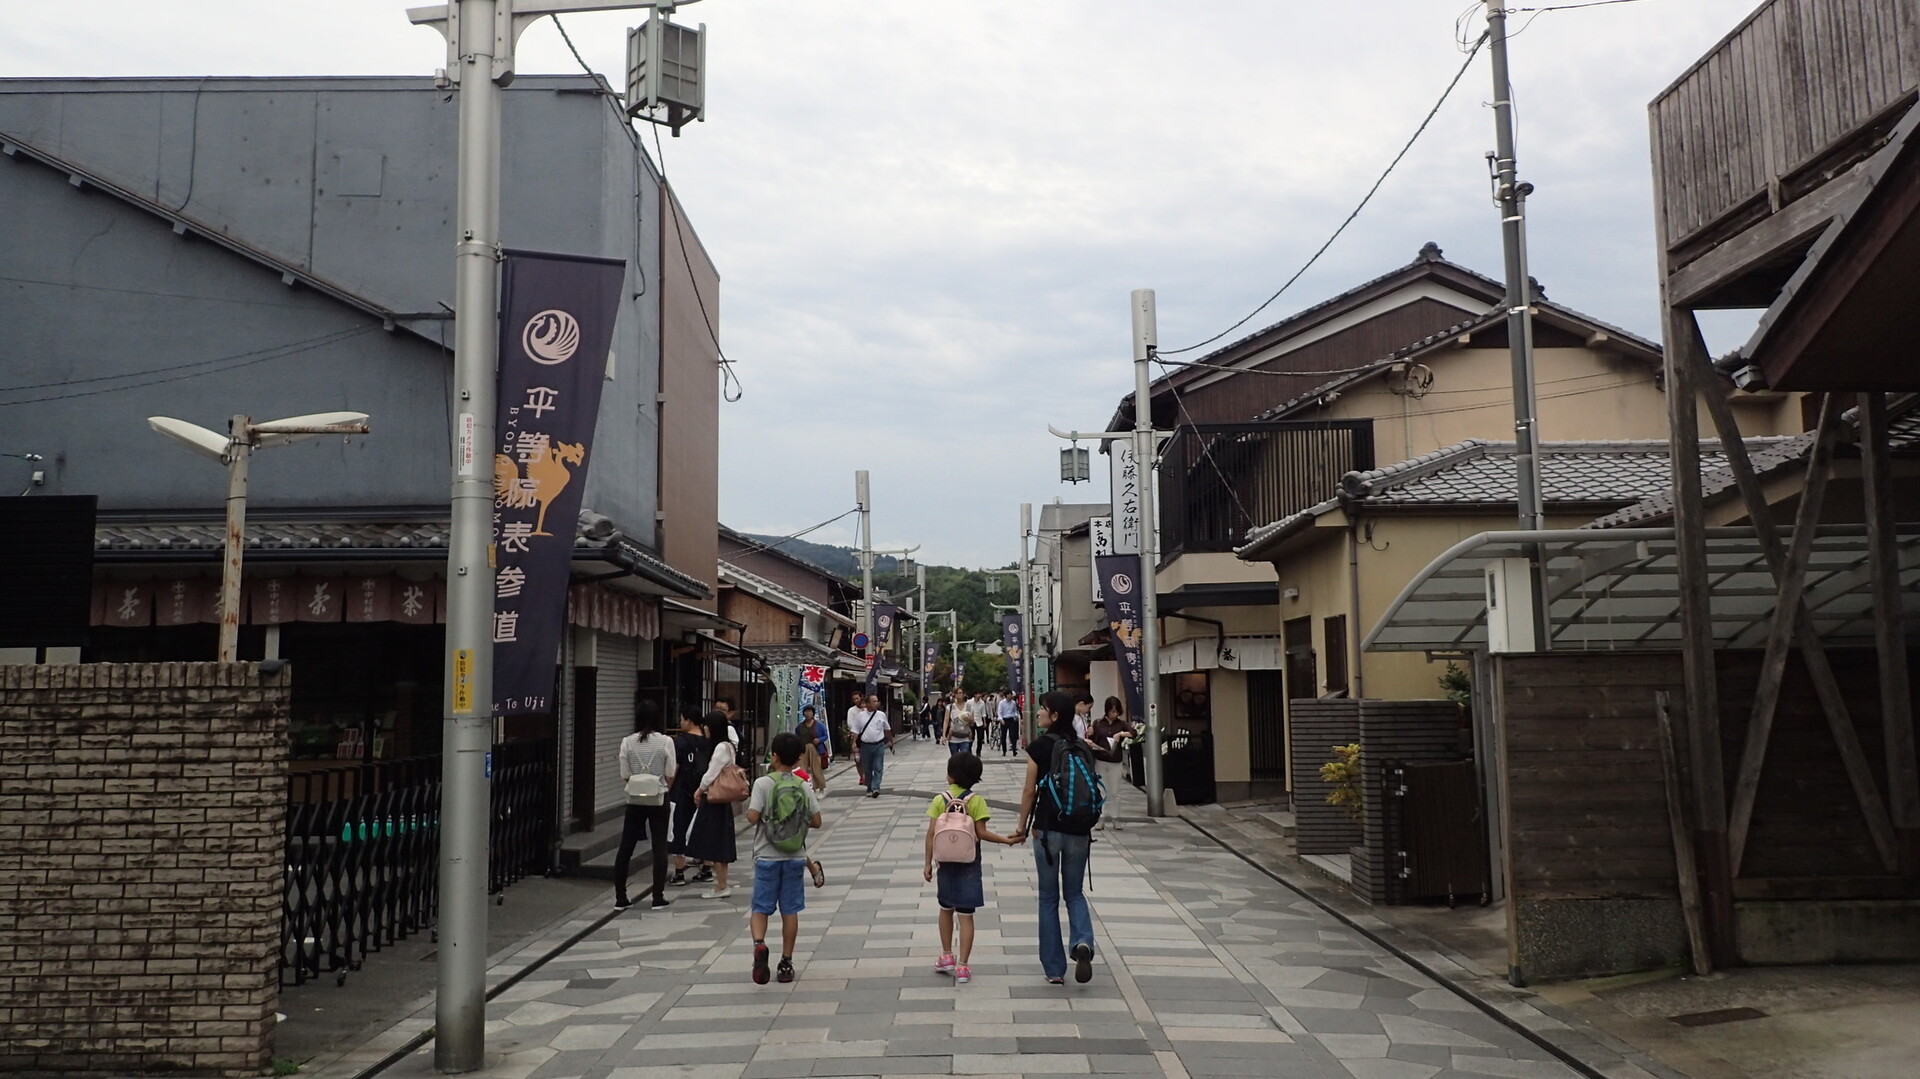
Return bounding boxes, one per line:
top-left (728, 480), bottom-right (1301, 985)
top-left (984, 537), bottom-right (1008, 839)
top-left (1001, 612), bottom-right (1025, 697)
top-left (1096, 554), bottom-right (1147, 723)
top-left (922, 641), bottom-right (939, 694)
top-left (491, 250), bottom-right (625, 715)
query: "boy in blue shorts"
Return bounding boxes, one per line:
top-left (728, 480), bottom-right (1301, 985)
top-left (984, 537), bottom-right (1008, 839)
top-left (923, 751), bottom-right (1019, 984)
top-left (747, 732), bottom-right (823, 984)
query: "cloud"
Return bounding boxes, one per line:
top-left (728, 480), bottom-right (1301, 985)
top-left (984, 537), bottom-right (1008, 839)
top-left (6, 0), bottom-right (1765, 566)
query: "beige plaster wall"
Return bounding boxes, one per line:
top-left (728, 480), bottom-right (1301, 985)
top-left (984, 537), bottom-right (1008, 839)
top-left (1210, 668), bottom-right (1251, 785)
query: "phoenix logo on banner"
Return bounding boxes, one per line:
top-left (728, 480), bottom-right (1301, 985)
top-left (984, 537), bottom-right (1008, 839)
top-left (1000, 612), bottom-right (1024, 696)
top-left (1095, 553), bottom-right (1148, 722)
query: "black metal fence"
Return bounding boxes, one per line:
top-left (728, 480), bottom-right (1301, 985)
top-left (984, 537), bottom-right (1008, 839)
top-left (1158, 420), bottom-right (1374, 559)
top-left (281, 738), bottom-right (554, 987)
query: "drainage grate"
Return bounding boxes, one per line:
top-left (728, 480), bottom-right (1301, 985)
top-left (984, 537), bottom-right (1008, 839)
top-left (1668, 1007), bottom-right (1767, 1027)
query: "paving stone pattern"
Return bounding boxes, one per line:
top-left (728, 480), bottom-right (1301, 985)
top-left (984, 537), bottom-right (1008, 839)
top-left (351, 740), bottom-right (1589, 1079)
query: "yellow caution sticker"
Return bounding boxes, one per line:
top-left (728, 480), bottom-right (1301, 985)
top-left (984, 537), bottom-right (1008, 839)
top-left (453, 648), bottom-right (474, 714)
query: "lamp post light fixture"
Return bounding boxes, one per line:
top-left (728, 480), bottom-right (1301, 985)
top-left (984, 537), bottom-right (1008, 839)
top-left (1060, 445), bottom-right (1091, 484)
top-left (148, 411), bottom-right (371, 663)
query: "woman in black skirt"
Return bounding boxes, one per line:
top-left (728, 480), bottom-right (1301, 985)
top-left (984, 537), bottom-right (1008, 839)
top-left (684, 710), bottom-right (739, 899)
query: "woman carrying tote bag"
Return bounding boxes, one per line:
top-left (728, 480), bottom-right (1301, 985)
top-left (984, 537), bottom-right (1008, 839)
top-left (614, 702), bottom-right (677, 911)
top-left (685, 710), bottom-right (744, 899)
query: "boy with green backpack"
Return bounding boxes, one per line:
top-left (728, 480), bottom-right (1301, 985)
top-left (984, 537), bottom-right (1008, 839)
top-left (746, 732), bottom-right (823, 984)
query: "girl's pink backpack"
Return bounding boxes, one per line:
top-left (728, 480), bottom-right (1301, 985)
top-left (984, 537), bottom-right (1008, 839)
top-left (931, 792), bottom-right (979, 864)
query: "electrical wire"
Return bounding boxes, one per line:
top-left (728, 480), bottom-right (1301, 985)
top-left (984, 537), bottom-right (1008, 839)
top-left (1161, 31), bottom-right (1489, 356)
top-left (730, 507), bottom-right (862, 559)
top-left (550, 16), bottom-right (650, 302)
top-left (551, 14), bottom-right (738, 401)
top-left (0, 325), bottom-right (380, 407)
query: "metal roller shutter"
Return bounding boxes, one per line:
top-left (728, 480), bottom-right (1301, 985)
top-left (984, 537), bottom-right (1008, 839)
top-left (595, 632), bottom-right (639, 818)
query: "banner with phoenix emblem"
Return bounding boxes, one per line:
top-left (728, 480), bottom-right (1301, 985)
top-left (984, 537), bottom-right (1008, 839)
top-left (1095, 554), bottom-right (1147, 722)
top-left (922, 641), bottom-right (939, 696)
top-left (491, 249), bottom-right (625, 715)
top-left (1000, 612), bottom-right (1025, 697)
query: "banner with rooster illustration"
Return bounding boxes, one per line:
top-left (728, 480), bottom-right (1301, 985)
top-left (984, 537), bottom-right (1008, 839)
top-left (1095, 554), bottom-right (1147, 723)
top-left (492, 250), bottom-right (625, 715)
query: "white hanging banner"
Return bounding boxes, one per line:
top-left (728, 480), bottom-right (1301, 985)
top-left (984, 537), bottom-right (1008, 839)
top-left (1090, 515), bottom-right (1113, 604)
top-left (1110, 443), bottom-right (1142, 555)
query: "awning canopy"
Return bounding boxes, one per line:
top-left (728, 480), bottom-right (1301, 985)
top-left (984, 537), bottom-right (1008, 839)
top-left (1364, 526), bottom-right (1920, 654)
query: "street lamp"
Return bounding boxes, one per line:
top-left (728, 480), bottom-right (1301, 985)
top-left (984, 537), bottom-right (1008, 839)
top-left (148, 411), bottom-right (372, 662)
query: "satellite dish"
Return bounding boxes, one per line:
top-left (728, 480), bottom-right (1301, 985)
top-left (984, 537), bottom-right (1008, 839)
top-left (147, 416), bottom-right (230, 462)
top-left (252, 411), bottom-right (371, 448)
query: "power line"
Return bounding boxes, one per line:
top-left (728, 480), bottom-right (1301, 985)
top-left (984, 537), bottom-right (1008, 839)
top-left (0, 325), bottom-right (379, 403)
top-left (731, 507), bottom-right (861, 559)
top-left (1162, 32), bottom-right (1489, 357)
top-left (549, 14), bottom-right (739, 401)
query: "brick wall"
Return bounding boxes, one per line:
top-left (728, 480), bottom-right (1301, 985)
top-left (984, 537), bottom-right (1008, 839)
top-left (0, 663), bottom-right (289, 1076)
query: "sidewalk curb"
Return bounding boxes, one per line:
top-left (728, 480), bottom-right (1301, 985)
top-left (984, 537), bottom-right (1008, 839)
top-left (298, 752), bottom-right (866, 1079)
top-left (1178, 811), bottom-right (1687, 1079)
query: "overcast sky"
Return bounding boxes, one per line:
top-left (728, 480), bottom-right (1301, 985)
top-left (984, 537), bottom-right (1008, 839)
top-left (8, 0), bottom-right (1764, 567)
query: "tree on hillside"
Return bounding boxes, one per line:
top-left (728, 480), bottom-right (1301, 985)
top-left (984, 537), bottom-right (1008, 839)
top-left (961, 651), bottom-right (1008, 695)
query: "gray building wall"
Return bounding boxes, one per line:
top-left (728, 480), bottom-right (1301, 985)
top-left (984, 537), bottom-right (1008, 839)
top-left (0, 77), bottom-right (664, 538)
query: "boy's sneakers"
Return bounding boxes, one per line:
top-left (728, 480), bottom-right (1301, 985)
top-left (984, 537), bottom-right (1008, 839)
top-left (1071, 942), bottom-right (1094, 983)
top-left (776, 957), bottom-right (795, 984)
top-left (934, 953), bottom-right (956, 976)
top-left (954, 965), bottom-right (971, 984)
top-left (669, 868), bottom-right (687, 887)
top-left (752, 942), bottom-right (770, 985)
top-left (612, 895), bottom-right (632, 911)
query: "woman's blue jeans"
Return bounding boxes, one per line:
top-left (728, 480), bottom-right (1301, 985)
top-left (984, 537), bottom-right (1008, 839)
top-left (1032, 829), bottom-right (1093, 979)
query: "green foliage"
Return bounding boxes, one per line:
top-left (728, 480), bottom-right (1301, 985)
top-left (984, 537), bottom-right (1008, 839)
top-left (961, 651), bottom-right (1008, 695)
top-left (272, 1058), bottom-right (302, 1076)
top-left (1439, 662), bottom-right (1471, 705)
top-left (1319, 744), bottom-right (1364, 823)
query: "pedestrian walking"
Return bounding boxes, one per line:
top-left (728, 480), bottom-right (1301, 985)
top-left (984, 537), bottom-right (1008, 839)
top-left (1013, 689), bottom-right (1104, 984)
top-left (796, 705), bottom-right (828, 793)
top-left (613, 701), bottom-right (677, 911)
top-left (944, 692), bottom-right (975, 756)
top-left (1089, 697), bottom-right (1134, 831)
top-left (686, 710), bottom-right (745, 899)
top-left (747, 732), bottom-right (823, 984)
top-left (968, 691), bottom-right (991, 755)
top-left (853, 693), bottom-right (892, 797)
top-left (667, 706), bottom-right (708, 887)
top-left (924, 751), bottom-right (1019, 985)
top-left (997, 691), bottom-right (1021, 755)
top-left (846, 695), bottom-right (871, 787)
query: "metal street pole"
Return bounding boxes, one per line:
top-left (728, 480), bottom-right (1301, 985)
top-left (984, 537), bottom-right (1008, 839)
top-left (1018, 503), bottom-right (1034, 738)
top-left (916, 564), bottom-right (927, 700)
top-left (438, 1), bottom-right (502, 1070)
top-left (1486, 2), bottom-right (1549, 647)
top-left (1132, 289), bottom-right (1167, 817)
top-left (856, 470), bottom-right (873, 645)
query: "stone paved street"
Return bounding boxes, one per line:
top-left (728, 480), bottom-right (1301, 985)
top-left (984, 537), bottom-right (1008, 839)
top-left (358, 740), bottom-right (1607, 1079)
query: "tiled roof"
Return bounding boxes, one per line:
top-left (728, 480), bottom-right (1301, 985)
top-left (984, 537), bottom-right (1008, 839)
top-left (92, 514), bottom-right (712, 599)
top-left (718, 560), bottom-right (854, 626)
top-left (1586, 399), bottom-right (1920, 529)
top-left (1236, 437), bottom-right (1800, 559)
top-left (1251, 309), bottom-right (1506, 421)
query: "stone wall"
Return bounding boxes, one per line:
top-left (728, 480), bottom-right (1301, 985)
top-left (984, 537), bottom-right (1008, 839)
top-left (0, 663), bottom-right (289, 1075)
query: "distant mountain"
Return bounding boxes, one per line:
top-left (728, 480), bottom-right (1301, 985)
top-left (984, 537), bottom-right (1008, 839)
top-left (740, 535), bottom-right (897, 579)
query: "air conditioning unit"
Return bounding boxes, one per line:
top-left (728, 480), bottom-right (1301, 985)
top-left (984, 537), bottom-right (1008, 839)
top-left (1485, 557), bottom-right (1538, 654)
top-left (626, 12), bottom-right (705, 135)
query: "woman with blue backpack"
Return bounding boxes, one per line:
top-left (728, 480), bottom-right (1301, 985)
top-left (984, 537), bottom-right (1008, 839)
top-left (1012, 689), bottom-right (1105, 985)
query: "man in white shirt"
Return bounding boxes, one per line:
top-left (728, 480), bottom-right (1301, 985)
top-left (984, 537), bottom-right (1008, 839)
top-left (854, 692), bottom-right (892, 798)
top-left (846, 697), bottom-right (870, 782)
top-left (967, 692), bottom-right (991, 755)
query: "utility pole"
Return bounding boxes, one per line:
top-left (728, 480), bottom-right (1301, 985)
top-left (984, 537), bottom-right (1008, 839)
top-left (1486, 2), bottom-right (1549, 647)
top-left (406, 2), bottom-right (684, 1071)
top-left (856, 470), bottom-right (874, 644)
top-left (916, 564), bottom-right (928, 701)
top-left (1017, 503), bottom-right (1036, 738)
top-left (1131, 290), bottom-right (1167, 817)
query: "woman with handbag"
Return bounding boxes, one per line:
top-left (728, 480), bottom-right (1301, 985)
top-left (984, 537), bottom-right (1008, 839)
top-left (685, 710), bottom-right (747, 899)
top-left (614, 702), bottom-right (677, 911)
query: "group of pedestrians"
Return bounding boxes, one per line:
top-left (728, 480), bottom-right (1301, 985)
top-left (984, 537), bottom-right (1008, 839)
top-left (927, 689), bottom-right (1022, 756)
top-left (611, 686), bottom-right (1134, 992)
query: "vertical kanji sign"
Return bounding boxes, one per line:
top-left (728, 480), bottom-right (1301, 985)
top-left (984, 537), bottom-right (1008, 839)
top-left (492, 250), bottom-right (625, 716)
top-left (1096, 554), bottom-right (1147, 722)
